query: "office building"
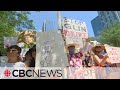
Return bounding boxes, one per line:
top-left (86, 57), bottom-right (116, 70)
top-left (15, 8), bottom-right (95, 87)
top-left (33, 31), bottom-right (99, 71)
top-left (42, 20), bottom-right (55, 32)
top-left (91, 16), bottom-right (104, 37)
top-left (91, 11), bottom-right (120, 37)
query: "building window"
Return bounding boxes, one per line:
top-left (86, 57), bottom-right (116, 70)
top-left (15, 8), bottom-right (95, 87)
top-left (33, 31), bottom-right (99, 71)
top-left (112, 12), bottom-right (118, 20)
top-left (104, 17), bottom-right (108, 22)
top-left (99, 12), bottom-right (103, 16)
top-left (110, 19), bottom-right (112, 23)
top-left (107, 11), bottom-right (110, 15)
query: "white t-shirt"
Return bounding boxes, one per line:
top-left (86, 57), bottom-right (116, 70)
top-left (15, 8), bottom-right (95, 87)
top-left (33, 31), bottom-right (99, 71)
top-left (0, 62), bottom-right (26, 79)
top-left (14, 62), bottom-right (26, 68)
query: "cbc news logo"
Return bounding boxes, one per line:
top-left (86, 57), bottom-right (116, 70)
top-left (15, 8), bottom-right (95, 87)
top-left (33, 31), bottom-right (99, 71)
top-left (0, 67), bottom-right (63, 79)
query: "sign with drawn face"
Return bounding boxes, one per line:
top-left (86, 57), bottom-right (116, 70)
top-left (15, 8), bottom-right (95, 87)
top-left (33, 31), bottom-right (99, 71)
top-left (36, 31), bottom-right (69, 67)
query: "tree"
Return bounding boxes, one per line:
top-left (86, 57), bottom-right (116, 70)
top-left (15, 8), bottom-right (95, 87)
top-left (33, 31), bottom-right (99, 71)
top-left (0, 11), bottom-right (36, 55)
top-left (90, 37), bottom-right (96, 41)
top-left (99, 23), bottom-right (120, 47)
top-left (84, 36), bottom-right (96, 43)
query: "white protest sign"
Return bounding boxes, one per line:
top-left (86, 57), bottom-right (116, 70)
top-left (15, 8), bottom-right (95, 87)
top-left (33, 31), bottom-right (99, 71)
top-left (0, 56), bottom-right (8, 63)
top-left (4, 37), bottom-right (18, 48)
top-left (36, 31), bottom-right (69, 67)
top-left (69, 67), bottom-right (97, 79)
top-left (85, 42), bottom-right (94, 52)
top-left (63, 29), bottom-right (83, 48)
top-left (20, 48), bottom-right (29, 57)
top-left (65, 35), bottom-right (83, 48)
top-left (80, 22), bottom-right (88, 39)
top-left (63, 17), bottom-right (88, 39)
top-left (105, 46), bottom-right (120, 63)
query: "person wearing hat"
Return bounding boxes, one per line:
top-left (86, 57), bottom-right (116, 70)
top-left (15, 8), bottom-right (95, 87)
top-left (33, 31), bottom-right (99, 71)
top-left (91, 44), bottom-right (111, 67)
top-left (65, 42), bottom-right (83, 68)
top-left (66, 43), bottom-right (78, 59)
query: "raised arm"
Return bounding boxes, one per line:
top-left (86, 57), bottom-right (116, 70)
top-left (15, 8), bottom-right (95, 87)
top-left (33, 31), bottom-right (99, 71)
top-left (94, 54), bottom-right (109, 66)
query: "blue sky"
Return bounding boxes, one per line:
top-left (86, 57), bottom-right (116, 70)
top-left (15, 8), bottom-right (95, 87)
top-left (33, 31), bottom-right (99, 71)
top-left (29, 11), bottom-right (98, 37)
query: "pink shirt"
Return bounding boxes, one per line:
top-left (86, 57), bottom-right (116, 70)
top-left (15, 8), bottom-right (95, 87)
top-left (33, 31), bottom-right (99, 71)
top-left (70, 57), bottom-right (82, 68)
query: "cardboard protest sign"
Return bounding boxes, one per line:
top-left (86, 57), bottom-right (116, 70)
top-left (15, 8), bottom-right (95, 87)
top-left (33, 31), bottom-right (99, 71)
top-left (63, 28), bottom-right (83, 48)
top-left (62, 17), bottom-right (88, 49)
top-left (69, 67), bottom-right (97, 79)
top-left (83, 42), bottom-right (94, 53)
top-left (4, 37), bottom-right (18, 48)
top-left (69, 66), bottom-right (120, 79)
top-left (64, 30), bottom-right (83, 48)
top-left (105, 46), bottom-right (120, 63)
top-left (35, 31), bottom-right (69, 68)
top-left (17, 30), bottom-right (36, 48)
top-left (80, 22), bottom-right (88, 39)
top-left (62, 17), bottom-right (88, 39)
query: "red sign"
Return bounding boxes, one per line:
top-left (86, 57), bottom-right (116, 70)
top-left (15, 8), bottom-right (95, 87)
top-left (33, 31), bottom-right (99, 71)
top-left (63, 29), bottom-right (82, 38)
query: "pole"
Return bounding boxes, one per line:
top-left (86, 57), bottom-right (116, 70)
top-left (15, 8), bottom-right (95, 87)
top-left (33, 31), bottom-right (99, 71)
top-left (57, 11), bottom-right (62, 32)
top-left (44, 20), bottom-right (46, 32)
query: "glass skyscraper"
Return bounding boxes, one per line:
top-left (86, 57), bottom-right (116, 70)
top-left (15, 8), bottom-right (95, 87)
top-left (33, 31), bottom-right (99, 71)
top-left (91, 11), bottom-right (120, 37)
top-left (91, 16), bottom-right (104, 37)
top-left (42, 20), bottom-right (55, 32)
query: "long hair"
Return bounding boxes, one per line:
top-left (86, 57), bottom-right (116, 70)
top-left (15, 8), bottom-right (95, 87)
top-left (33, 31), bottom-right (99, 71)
top-left (0, 52), bottom-right (2, 56)
top-left (27, 45), bottom-right (36, 67)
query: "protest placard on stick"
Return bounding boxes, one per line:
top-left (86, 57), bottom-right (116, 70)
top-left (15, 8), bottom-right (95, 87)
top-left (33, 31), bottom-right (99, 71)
top-left (105, 46), bottom-right (120, 63)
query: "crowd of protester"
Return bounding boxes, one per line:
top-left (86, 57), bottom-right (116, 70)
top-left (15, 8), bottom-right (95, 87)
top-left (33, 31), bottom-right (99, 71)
top-left (0, 42), bottom-right (119, 69)
top-left (0, 45), bottom-right (36, 69)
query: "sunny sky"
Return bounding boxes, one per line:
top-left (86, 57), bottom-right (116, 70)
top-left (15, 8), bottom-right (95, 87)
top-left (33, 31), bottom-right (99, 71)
top-left (28, 11), bottom-right (98, 37)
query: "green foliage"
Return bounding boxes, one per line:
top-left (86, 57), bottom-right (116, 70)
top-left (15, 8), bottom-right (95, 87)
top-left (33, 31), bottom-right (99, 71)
top-left (89, 37), bottom-right (96, 41)
top-left (0, 11), bottom-right (36, 55)
top-left (99, 23), bottom-right (120, 47)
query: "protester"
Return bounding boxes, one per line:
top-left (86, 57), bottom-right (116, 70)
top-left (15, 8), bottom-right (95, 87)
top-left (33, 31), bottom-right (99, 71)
top-left (91, 44), bottom-right (111, 67)
top-left (75, 48), bottom-right (83, 59)
top-left (83, 51), bottom-right (92, 67)
top-left (6, 45), bottom-right (26, 67)
top-left (28, 45), bottom-right (36, 67)
top-left (24, 48), bottom-right (33, 67)
top-left (65, 43), bottom-right (82, 68)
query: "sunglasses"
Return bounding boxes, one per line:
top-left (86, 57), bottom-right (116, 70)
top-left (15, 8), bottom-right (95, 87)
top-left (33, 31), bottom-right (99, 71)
top-left (7, 49), bottom-right (18, 52)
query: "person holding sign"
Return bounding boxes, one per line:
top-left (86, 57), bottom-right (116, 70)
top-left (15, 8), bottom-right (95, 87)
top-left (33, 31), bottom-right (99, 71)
top-left (91, 44), bottom-right (111, 67)
top-left (65, 42), bottom-right (83, 69)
